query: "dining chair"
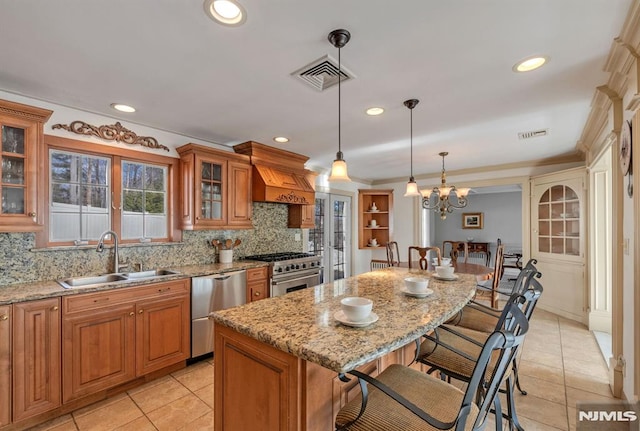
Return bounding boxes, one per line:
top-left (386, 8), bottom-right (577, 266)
top-left (442, 240), bottom-right (468, 263)
top-left (408, 246), bottom-right (441, 270)
top-left (385, 241), bottom-right (401, 266)
top-left (416, 285), bottom-right (542, 431)
top-left (335, 303), bottom-right (530, 431)
top-left (475, 244), bottom-right (505, 308)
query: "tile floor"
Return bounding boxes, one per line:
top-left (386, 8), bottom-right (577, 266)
top-left (30, 308), bottom-right (612, 431)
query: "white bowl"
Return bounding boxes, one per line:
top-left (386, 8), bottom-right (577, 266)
top-left (435, 265), bottom-right (455, 278)
top-left (340, 297), bottom-right (373, 322)
top-left (404, 277), bottom-right (430, 293)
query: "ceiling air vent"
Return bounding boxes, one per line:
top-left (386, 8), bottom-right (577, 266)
top-left (518, 129), bottom-right (548, 139)
top-left (291, 54), bottom-right (355, 91)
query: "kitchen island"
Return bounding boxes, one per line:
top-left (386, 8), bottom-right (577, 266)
top-left (210, 267), bottom-right (477, 431)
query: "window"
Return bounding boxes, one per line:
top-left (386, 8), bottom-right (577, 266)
top-left (40, 135), bottom-right (179, 247)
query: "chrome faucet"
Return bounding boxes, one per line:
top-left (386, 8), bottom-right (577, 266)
top-left (96, 230), bottom-right (127, 273)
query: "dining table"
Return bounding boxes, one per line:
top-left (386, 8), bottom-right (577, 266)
top-left (399, 261), bottom-right (494, 279)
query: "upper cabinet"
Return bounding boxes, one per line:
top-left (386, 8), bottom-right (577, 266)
top-left (358, 189), bottom-right (394, 249)
top-left (176, 143), bottom-right (252, 230)
top-left (0, 99), bottom-right (52, 232)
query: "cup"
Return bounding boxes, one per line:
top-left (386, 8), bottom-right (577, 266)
top-left (369, 238), bottom-right (378, 247)
top-left (219, 249), bottom-right (233, 263)
top-left (435, 265), bottom-right (455, 278)
top-left (341, 297), bottom-right (373, 322)
top-left (440, 257), bottom-right (451, 266)
top-left (404, 277), bottom-right (429, 294)
top-left (370, 219), bottom-right (377, 227)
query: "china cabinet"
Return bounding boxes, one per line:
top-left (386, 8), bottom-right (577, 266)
top-left (177, 143), bottom-right (252, 230)
top-left (0, 99), bottom-right (52, 232)
top-left (358, 189), bottom-right (393, 249)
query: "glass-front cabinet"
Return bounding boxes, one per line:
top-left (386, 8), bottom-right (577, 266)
top-left (0, 99), bottom-right (52, 232)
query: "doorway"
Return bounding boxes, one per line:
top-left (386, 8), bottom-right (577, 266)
top-left (309, 193), bottom-right (352, 283)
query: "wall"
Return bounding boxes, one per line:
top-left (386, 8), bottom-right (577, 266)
top-left (0, 202), bottom-right (302, 286)
top-left (432, 191), bottom-right (523, 257)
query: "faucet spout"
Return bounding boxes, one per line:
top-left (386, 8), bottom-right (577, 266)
top-left (97, 230), bottom-right (120, 273)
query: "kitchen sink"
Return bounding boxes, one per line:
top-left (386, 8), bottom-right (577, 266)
top-left (58, 269), bottom-right (180, 289)
top-left (123, 269), bottom-right (180, 279)
top-left (58, 274), bottom-right (128, 289)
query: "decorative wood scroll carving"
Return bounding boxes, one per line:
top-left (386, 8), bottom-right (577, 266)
top-left (52, 121), bottom-right (169, 152)
top-left (276, 191), bottom-right (310, 204)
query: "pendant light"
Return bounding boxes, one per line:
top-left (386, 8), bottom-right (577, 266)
top-left (328, 29), bottom-right (351, 182)
top-left (403, 98), bottom-right (421, 197)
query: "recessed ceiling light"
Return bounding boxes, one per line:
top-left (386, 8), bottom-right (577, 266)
top-left (110, 103), bottom-right (136, 113)
top-left (203, 0), bottom-right (246, 26)
top-left (366, 107), bottom-right (384, 116)
top-left (273, 137), bottom-right (289, 143)
top-left (513, 56), bottom-right (548, 72)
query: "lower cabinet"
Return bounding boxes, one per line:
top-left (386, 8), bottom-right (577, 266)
top-left (0, 305), bottom-right (11, 427)
top-left (13, 298), bottom-right (61, 422)
top-left (246, 267), bottom-right (269, 302)
top-left (62, 279), bottom-right (190, 402)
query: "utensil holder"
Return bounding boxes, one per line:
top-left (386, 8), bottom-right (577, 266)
top-left (219, 249), bottom-right (233, 263)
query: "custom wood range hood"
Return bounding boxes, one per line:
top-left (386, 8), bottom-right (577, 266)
top-left (233, 141), bottom-right (316, 205)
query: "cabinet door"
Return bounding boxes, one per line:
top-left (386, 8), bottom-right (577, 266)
top-left (194, 154), bottom-right (227, 228)
top-left (136, 293), bottom-right (190, 375)
top-left (0, 305), bottom-right (11, 427)
top-left (247, 281), bottom-right (268, 302)
top-left (288, 204), bottom-right (315, 228)
top-left (62, 303), bottom-right (136, 402)
top-left (13, 298), bottom-right (61, 421)
top-left (227, 160), bottom-right (252, 228)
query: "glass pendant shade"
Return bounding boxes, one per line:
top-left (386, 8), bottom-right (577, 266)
top-left (329, 153), bottom-right (350, 182)
top-left (404, 178), bottom-right (420, 197)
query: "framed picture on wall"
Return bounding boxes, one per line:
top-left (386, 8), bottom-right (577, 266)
top-left (462, 212), bottom-right (483, 229)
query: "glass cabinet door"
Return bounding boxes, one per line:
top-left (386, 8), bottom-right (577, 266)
top-left (200, 160), bottom-right (223, 221)
top-left (536, 184), bottom-right (581, 257)
top-left (1, 125), bottom-right (27, 215)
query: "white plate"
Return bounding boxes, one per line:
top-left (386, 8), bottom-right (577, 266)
top-left (334, 310), bottom-right (379, 327)
top-left (401, 287), bottom-right (434, 298)
top-left (432, 274), bottom-right (459, 281)
top-left (367, 244), bottom-right (379, 247)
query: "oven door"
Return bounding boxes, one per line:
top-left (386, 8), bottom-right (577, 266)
top-left (271, 269), bottom-right (322, 297)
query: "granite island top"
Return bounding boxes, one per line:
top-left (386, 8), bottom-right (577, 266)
top-left (210, 267), bottom-right (477, 373)
top-left (0, 260), bottom-right (268, 305)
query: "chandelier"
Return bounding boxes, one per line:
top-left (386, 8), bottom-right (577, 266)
top-left (420, 152), bottom-right (470, 219)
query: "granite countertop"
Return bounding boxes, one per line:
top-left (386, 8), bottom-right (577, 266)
top-left (0, 260), bottom-right (269, 305)
top-left (210, 267), bottom-right (477, 373)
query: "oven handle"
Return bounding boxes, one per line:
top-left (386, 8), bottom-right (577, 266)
top-left (271, 270), bottom-right (322, 286)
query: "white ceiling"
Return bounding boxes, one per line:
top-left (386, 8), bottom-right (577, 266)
top-left (0, 0), bottom-right (632, 181)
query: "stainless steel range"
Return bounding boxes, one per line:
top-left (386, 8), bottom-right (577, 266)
top-left (244, 252), bottom-right (323, 297)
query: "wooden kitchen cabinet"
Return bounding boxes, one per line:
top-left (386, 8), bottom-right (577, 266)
top-left (0, 99), bottom-right (52, 232)
top-left (13, 298), bottom-right (61, 422)
top-left (62, 279), bottom-right (190, 402)
top-left (176, 143), bottom-right (252, 230)
top-left (358, 189), bottom-right (394, 249)
top-left (0, 305), bottom-right (11, 427)
top-left (288, 204), bottom-right (315, 229)
top-left (246, 267), bottom-right (269, 302)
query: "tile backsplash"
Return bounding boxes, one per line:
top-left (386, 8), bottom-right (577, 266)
top-left (0, 202), bottom-right (302, 286)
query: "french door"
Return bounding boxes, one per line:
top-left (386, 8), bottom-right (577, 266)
top-left (309, 193), bottom-right (351, 283)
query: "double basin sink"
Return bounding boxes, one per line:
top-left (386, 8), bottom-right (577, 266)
top-left (58, 269), bottom-right (180, 289)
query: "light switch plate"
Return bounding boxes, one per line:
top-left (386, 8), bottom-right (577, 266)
top-left (295, 233), bottom-right (301, 241)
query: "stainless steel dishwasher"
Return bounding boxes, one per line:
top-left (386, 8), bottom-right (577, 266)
top-left (191, 270), bottom-right (246, 358)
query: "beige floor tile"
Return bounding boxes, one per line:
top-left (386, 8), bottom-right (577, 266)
top-left (562, 357), bottom-right (609, 381)
top-left (515, 374), bottom-right (566, 404)
top-left (173, 362), bottom-right (214, 392)
top-left (147, 394), bottom-right (211, 431)
top-left (519, 359), bottom-right (564, 385)
top-left (28, 414), bottom-right (78, 431)
top-left (127, 374), bottom-right (173, 395)
top-left (567, 406), bottom-right (577, 431)
top-left (73, 396), bottom-right (143, 431)
top-left (522, 348), bottom-right (564, 369)
top-left (523, 339), bottom-right (563, 356)
top-left (564, 369), bottom-right (613, 396)
top-left (72, 393), bottom-right (129, 418)
top-left (565, 387), bottom-right (618, 409)
top-left (112, 415), bottom-right (157, 431)
top-left (177, 410), bottom-right (214, 431)
top-left (193, 383), bottom-right (214, 408)
top-left (516, 394), bottom-right (569, 430)
top-left (518, 415), bottom-right (569, 431)
top-left (129, 376), bottom-right (191, 414)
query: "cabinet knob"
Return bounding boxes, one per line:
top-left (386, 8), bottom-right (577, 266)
top-left (51, 306), bottom-right (59, 311)
top-left (0, 315), bottom-right (8, 321)
top-left (28, 212), bottom-right (36, 218)
top-left (129, 312), bottom-right (134, 316)
top-left (138, 309), bottom-right (144, 314)
top-left (254, 291), bottom-right (261, 297)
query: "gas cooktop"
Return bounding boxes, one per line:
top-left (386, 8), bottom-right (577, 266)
top-left (245, 252), bottom-right (317, 262)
